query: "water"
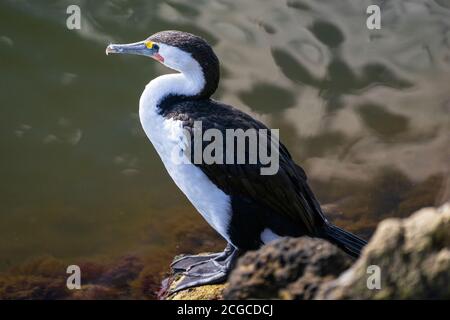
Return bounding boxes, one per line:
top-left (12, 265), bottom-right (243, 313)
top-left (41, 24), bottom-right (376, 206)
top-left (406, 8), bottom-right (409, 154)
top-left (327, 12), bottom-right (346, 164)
top-left (0, 0), bottom-right (449, 298)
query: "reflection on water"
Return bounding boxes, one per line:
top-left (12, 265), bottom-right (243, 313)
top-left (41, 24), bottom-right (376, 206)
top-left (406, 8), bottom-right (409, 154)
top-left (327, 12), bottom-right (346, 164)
top-left (0, 0), bottom-right (449, 298)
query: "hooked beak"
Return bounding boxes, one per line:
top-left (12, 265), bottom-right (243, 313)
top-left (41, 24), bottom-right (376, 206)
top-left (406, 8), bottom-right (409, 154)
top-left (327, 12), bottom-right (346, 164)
top-left (106, 41), bottom-right (164, 62)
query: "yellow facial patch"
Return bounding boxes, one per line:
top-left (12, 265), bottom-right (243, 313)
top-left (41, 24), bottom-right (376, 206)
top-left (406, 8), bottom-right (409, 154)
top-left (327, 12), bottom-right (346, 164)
top-left (145, 41), bottom-right (154, 49)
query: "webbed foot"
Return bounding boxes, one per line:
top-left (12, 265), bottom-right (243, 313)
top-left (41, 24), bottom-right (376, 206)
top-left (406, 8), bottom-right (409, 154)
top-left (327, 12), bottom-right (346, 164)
top-left (170, 243), bottom-right (239, 293)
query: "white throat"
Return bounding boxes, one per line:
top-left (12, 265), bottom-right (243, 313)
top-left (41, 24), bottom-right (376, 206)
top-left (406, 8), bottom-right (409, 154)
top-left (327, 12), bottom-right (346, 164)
top-left (140, 72), bottom-right (203, 111)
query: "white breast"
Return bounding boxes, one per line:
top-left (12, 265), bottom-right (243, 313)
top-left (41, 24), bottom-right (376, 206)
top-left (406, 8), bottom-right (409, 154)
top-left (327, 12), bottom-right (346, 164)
top-left (139, 75), bottom-right (232, 244)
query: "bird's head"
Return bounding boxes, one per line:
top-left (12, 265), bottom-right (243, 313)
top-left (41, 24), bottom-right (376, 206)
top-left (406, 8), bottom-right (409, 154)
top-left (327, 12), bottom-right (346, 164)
top-left (106, 30), bottom-right (219, 98)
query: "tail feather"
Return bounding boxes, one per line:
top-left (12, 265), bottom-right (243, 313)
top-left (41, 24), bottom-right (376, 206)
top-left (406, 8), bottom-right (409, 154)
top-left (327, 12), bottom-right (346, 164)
top-left (321, 223), bottom-right (367, 258)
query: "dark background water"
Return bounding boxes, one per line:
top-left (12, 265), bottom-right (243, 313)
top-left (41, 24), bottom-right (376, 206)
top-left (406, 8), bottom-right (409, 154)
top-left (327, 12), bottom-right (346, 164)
top-left (0, 0), bottom-right (449, 298)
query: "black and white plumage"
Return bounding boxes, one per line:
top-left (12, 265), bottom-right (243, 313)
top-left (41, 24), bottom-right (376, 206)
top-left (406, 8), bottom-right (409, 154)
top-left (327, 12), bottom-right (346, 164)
top-left (106, 31), bottom-right (367, 291)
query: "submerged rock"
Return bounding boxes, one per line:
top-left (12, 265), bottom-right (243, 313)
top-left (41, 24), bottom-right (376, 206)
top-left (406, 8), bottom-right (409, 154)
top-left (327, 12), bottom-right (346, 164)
top-left (97, 255), bottom-right (144, 292)
top-left (0, 254), bottom-right (148, 300)
top-left (0, 274), bottom-right (67, 300)
top-left (317, 203), bottom-right (450, 299)
top-left (0, 256), bottom-right (69, 299)
top-left (70, 284), bottom-right (120, 300)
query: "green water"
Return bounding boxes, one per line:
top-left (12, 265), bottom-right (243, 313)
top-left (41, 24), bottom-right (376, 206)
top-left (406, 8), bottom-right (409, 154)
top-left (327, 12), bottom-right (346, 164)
top-left (0, 0), bottom-right (449, 287)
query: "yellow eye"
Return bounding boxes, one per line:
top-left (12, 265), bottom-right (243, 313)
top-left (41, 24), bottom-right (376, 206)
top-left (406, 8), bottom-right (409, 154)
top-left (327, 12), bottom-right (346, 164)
top-left (145, 41), bottom-right (154, 49)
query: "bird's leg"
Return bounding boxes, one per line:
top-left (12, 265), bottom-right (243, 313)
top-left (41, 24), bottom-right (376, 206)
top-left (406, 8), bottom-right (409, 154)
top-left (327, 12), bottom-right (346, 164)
top-left (170, 244), bottom-right (240, 293)
top-left (170, 243), bottom-right (233, 272)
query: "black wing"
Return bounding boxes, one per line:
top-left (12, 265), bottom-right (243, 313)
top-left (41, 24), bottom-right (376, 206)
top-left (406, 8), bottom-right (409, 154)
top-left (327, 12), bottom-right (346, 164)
top-left (161, 99), bottom-right (327, 234)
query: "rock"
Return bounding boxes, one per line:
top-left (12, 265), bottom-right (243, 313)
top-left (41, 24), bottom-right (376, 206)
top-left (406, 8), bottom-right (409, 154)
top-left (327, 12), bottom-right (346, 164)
top-left (160, 203), bottom-right (449, 300)
top-left (317, 203), bottom-right (450, 299)
top-left (223, 237), bottom-right (352, 299)
top-left (167, 280), bottom-right (226, 300)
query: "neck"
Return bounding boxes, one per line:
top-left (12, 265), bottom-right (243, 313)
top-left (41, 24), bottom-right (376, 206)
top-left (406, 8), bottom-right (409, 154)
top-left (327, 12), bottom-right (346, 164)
top-left (140, 66), bottom-right (206, 116)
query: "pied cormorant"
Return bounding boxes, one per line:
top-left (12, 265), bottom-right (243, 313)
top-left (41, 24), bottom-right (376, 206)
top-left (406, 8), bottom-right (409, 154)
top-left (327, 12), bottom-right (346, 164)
top-left (106, 30), bottom-right (367, 292)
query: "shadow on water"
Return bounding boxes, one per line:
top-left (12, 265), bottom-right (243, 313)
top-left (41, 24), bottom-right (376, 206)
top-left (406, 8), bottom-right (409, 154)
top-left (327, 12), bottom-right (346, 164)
top-left (357, 103), bottom-right (410, 139)
top-left (271, 48), bottom-right (413, 111)
top-left (0, 0), bottom-right (449, 298)
top-left (239, 83), bottom-right (296, 114)
top-left (308, 20), bottom-right (345, 49)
